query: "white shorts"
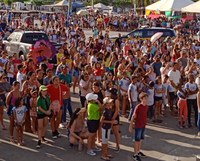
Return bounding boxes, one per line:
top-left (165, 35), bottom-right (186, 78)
top-left (101, 128), bottom-right (111, 144)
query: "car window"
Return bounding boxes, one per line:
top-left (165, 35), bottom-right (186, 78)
top-left (8, 32), bottom-right (16, 41)
top-left (14, 33), bottom-right (22, 42)
top-left (129, 30), bottom-right (143, 37)
top-left (146, 30), bottom-right (175, 37)
top-left (21, 33), bottom-right (49, 44)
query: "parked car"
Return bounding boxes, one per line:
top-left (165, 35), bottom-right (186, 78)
top-left (111, 27), bottom-right (176, 43)
top-left (3, 30), bottom-right (61, 58)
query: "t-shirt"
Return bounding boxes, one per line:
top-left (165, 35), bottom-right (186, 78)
top-left (155, 84), bottom-right (164, 97)
top-left (134, 104), bottom-right (148, 128)
top-left (102, 108), bottom-right (113, 130)
top-left (47, 84), bottom-right (68, 106)
top-left (185, 82), bottom-right (198, 100)
top-left (87, 102), bottom-right (100, 121)
top-left (37, 96), bottom-right (50, 115)
top-left (14, 105), bottom-right (27, 122)
top-left (16, 71), bottom-right (24, 91)
top-left (79, 79), bottom-right (90, 97)
top-left (59, 73), bottom-right (72, 85)
top-left (128, 83), bottom-right (138, 102)
top-left (168, 69), bottom-right (181, 92)
top-left (147, 88), bottom-right (154, 106)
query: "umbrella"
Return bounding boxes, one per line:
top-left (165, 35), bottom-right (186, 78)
top-left (34, 40), bottom-right (56, 58)
top-left (151, 32), bottom-right (163, 43)
top-left (77, 9), bottom-right (89, 16)
top-left (22, 16), bottom-right (31, 24)
top-left (31, 45), bottom-right (52, 64)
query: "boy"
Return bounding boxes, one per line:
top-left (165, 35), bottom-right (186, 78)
top-left (129, 92), bottom-right (148, 161)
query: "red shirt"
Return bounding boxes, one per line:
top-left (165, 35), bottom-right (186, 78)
top-left (47, 84), bottom-right (68, 106)
top-left (134, 104), bottom-right (148, 128)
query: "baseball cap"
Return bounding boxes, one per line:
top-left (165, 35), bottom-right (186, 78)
top-left (86, 93), bottom-right (98, 101)
top-left (39, 85), bottom-right (47, 92)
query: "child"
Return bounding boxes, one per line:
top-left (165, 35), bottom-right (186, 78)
top-left (13, 97), bottom-right (27, 146)
top-left (129, 92), bottom-right (148, 161)
top-left (94, 62), bottom-right (103, 81)
top-left (147, 81), bottom-right (155, 120)
top-left (153, 76), bottom-right (165, 123)
top-left (177, 82), bottom-right (188, 128)
top-left (128, 75), bottom-right (138, 121)
top-left (30, 89), bottom-right (38, 134)
top-left (100, 97), bottom-right (115, 161)
top-left (162, 75), bottom-right (170, 113)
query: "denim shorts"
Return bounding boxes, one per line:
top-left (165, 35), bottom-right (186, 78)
top-left (134, 128), bottom-right (145, 141)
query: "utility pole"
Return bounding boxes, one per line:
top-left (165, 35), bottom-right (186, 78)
top-left (134, 0), bottom-right (136, 15)
top-left (92, 0), bottom-right (94, 9)
top-left (68, 0), bottom-right (71, 16)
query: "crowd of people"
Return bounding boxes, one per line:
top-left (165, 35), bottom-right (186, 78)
top-left (0, 11), bottom-right (200, 161)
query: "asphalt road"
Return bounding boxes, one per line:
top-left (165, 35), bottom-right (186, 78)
top-left (0, 30), bottom-right (200, 161)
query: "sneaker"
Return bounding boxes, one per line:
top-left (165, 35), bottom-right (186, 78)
top-left (52, 132), bottom-right (58, 139)
top-left (36, 140), bottom-right (41, 149)
top-left (132, 154), bottom-right (141, 161)
top-left (114, 147), bottom-right (120, 153)
top-left (42, 137), bottom-right (48, 143)
top-left (87, 150), bottom-right (96, 156)
top-left (59, 123), bottom-right (66, 129)
top-left (138, 152), bottom-right (146, 157)
top-left (55, 130), bottom-right (61, 137)
top-left (92, 146), bottom-right (101, 152)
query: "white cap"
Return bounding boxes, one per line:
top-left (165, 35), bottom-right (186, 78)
top-left (86, 93), bottom-right (98, 101)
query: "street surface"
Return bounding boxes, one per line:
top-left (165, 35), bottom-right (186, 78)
top-left (0, 30), bottom-right (200, 161)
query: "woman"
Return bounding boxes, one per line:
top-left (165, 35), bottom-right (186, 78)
top-left (86, 93), bottom-right (102, 156)
top-left (79, 73), bottom-right (91, 107)
top-left (0, 74), bottom-right (11, 130)
top-left (6, 55), bottom-right (15, 85)
top-left (6, 81), bottom-right (21, 142)
top-left (47, 76), bottom-right (68, 139)
top-left (197, 85), bottom-right (200, 136)
top-left (22, 71), bottom-right (41, 133)
top-left (36, 85), bottom-right (51, 148)
top-left (109, 88), bottom-right (120, 152)
top-left (68, 108), bottom-right (88, 151)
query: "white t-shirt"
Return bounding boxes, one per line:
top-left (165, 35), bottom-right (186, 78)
top-left (168, 69), bottom-right (181, 92)
top-left (155, 84), bottom-right (164, 97)
top-left (79, 79), bottom-right (90, 97)
top-left (16, 71), bottom-right (24, 91)
top-left (128, 83), bottom-right (138, 102)
top-left (90, 56), bottom-right (97, 65)
top-left (195, 77), bottom-right (200, 86)
top-left (119, 78), bottom-right (130, 95)
top-left (14, 106), bottom-right (27, 123)
top-left (147, 88), bottom-right (154, 106)
top-left (185, 82), bottom-right (198, 99)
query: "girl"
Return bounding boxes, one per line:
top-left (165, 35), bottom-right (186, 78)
top-left (101, 97), bottom-right (115, 161)
top-left (6, 81), bottom-right (21, 143)
top-left (13, 97), bottom-right (27, 146)
top-left (36, 85), bottom-right (51, 148)
top-left (68, 108), bottom-right (88, 151)
top-left (177, 83), bottom-right (188, 128)
top-left (30, 89), bottom-right (38, 134)
top-left (154, 76), bottom-right (165, 123)
top-left (94, 62), bottom-right (103, 81)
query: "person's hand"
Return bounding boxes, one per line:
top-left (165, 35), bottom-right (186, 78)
top-left (129, 124), bottom-right (133, 133)
top-left (79, 138), bottom-right (83, 144)
top-left (46, 110), bottom-right (51, 115)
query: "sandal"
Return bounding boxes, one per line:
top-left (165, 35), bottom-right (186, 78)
top-left (101, 156), bottom-right (110, 161)
top-left (107, 154), bottom-right (113, 158)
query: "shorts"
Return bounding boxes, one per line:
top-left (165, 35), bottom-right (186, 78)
top-left (113, 115), bottom-right (120, 126)
top-left (73, 69), bottom-right (79, 77)
top-left (87, 120), bottom-right (99, 133)
top-left (134, 128), bottom-right (145, 141)
top-left (37, 114), bottom-right (47, 119)
top-left (7, 105), bottom-right (14, 117)
top-left (154, 96), bottom-right (162, 102)
top-left (101, 128), bottom-right (111, 144)
top-left (169, 92), bottom-right (177, 100)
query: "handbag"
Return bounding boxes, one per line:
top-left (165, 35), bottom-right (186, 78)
top-left (50, 85), bottom-right (62, 113)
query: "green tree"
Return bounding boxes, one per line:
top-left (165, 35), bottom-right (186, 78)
top-left (4, 0), bottom-right (12, 5)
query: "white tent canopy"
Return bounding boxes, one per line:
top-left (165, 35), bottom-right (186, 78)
top-left (145, 0), bottom-right (194, 12)
top-left (94, 3), bottom-right (110, 10)
top-left (159, 0), bottom-right (194, 11)
top-left (54, 0), bottom-right (68, 6)
top-left (145, 0), bottom-right (163, 10)
top-left (182, 0), bottom-right (200, 13)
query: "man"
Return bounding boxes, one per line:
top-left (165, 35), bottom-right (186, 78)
top-left (58, 65), bottom-right (72, 86)
top-left (168, 62), bottom-right (181, 113)
top-left (129, 92), bottom-right (148, 161)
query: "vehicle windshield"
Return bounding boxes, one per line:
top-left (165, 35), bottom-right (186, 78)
top-left (21, 33), bottom-right (49, 44)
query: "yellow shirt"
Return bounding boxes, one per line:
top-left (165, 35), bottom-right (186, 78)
top-left (66, 59), bottom-right (72, 70)
top-left (56, 53), bottom-right (64, 65)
